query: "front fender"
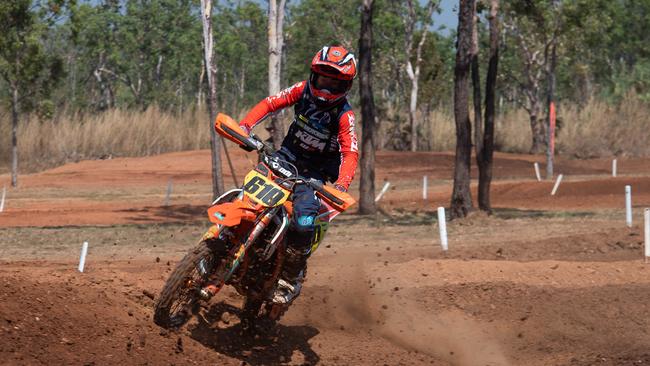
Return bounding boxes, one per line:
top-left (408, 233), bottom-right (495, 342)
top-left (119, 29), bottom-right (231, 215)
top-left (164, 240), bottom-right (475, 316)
top-left (207, 199), bottom-right (258, 226)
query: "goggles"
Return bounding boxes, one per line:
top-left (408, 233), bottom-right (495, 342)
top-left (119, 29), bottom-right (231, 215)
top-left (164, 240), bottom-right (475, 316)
top-left (311, 73), bottom-right (351, 95)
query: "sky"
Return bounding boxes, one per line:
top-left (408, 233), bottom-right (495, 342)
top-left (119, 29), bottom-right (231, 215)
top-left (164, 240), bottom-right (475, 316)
top-left (85, 0), bottom-right (460, 35)
top-left (431, 0), bottom-right (458, 35)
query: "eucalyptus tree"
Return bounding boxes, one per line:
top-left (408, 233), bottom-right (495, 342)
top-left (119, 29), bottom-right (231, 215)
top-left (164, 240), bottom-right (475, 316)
top-left (403, 0), bottom-right (437, 152)
top-left (201, 0), bottom-right (224, 198)
top-left (213, 2), bottom-right (267, 114)
top-left (501, 0), bottom-right (562, 154)
top-left (358, 0), bottom-right (378, 215)
top-left (0, 0), bottom-right (68, 187)
top-left (450, 0), bottom-right (474, 219)
top-left (476, 0), bottom-right (499, 212)
top-left (266, 0), bottom-right (287, 148)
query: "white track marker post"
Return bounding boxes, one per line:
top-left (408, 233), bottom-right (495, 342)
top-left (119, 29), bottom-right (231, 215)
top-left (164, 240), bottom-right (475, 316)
top-left (423, 175), bottom-right (428, 200)
top-left (625, 185), bottom-right (632, 228)
top-left (643, 208), bottom-right (650, 263)
top-left (0, 185), bottom-right (5, 212)
top-left (437, 207), bottom-right (448, 251)
top-left (375, 181), bottom-right (391, 202)
top-left (550, 174), bottom-right (564, 196)
top-left (534, 163), bottom-right (542, 181)
top-left (612, 159), bottom-right (617, 177)
top-left (78, 241), bottom-right (89, 273)
top-left (163, 178), bottom-right (173, 206)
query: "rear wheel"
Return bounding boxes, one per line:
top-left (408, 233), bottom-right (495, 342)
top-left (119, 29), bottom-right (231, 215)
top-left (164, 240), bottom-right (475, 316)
top-left (154, 240), bottom-right (225, 328)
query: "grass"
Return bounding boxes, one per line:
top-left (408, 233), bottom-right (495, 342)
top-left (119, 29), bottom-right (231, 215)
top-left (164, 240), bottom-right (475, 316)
top-left (420, 94), bottom-right (650, 158)
top-left (0, 95), bottom-right (649, 174)
top-left (0, 106), bottom-right (212, 173)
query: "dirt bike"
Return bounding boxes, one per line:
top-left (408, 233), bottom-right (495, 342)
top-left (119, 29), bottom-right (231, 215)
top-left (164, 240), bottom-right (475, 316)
top-left (153, 113), bottom-right (356, 330)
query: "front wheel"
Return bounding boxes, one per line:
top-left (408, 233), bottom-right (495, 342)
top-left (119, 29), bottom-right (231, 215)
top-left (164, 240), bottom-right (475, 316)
top-left (154, 240), bottom-right (223, 328)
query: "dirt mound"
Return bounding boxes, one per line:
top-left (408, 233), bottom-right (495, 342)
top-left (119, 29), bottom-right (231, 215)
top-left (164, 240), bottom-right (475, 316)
top-left (0, 263), bottom-right (236, 365)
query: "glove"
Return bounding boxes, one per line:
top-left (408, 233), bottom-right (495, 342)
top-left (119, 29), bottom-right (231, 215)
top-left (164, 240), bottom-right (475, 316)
top-left (333, 184), bottom-right (347, 192)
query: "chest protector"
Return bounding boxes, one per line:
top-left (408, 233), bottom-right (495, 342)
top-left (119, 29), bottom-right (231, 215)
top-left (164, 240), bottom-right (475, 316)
top-left (282, 85), bottom-right (352, 159)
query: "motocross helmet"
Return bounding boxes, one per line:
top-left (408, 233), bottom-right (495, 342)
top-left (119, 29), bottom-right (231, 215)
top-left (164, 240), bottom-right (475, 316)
top-left (309, 45), bottom-right (357, 105)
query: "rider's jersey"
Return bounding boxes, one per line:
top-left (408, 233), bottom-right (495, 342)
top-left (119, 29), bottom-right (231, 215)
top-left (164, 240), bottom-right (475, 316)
top-left (239, 80), bottom-right (358, 189)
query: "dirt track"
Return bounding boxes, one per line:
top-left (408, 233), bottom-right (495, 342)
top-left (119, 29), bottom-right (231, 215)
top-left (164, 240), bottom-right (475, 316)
top-left (1, 150), bottom-right (650, 365)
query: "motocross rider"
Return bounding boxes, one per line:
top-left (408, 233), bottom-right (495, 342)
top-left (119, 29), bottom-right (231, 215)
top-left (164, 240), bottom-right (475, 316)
top-left (238, 45), bottom-right (358, 305)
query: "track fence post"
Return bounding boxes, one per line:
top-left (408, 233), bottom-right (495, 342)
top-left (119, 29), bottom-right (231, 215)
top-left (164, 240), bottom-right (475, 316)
top-left (626, 185), bottom-right (632, 227)
top-left (423, 176), bottom-right (428, 200)
top-left (551, 174), bottom-right (563, 195)
top-left (534, 163), bottom-right (541, 181)
top-left (375, 181), bottom-right (391, 202)
top-left (78, 241), bottom-right (89, 273)
top-left (437, 207), bottom-right (448, 251)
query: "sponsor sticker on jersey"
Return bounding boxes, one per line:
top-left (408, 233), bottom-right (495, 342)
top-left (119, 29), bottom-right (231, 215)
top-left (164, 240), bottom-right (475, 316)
top-left (295, 130), bottom-right (326, 151)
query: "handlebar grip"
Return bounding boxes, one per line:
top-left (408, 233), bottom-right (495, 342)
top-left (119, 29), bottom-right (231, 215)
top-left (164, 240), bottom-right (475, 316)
top-left (250, 134), bottom-right (276, 154)
top-left (308, 179), bottom-right (345, 206)
top-left (220, 123), bottom-right (260, 151)
top-left (319, 188), bottom-right (345, 206)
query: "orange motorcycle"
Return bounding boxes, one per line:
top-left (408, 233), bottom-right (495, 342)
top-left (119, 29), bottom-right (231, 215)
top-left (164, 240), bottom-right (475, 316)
top-left (154, 113), bottom-right (355, 330)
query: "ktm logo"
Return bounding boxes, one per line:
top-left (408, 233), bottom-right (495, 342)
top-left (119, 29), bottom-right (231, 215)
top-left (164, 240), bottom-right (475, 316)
top-left (295, 130), bottom-right (326, 151)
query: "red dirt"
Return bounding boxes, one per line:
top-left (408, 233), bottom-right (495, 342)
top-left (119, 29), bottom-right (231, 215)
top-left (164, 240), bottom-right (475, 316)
top-left (1, 150), bottom-right (650, 365)
top-left (1, 150), bottom-right (648, 227)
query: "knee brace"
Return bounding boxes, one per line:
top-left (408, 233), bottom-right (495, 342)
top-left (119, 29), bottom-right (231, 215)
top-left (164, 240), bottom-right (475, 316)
top-left (287, 214), bottom-right (316, 250)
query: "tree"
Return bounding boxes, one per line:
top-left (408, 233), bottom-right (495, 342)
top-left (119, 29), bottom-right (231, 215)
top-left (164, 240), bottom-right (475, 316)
top-left (64, 0), bottom-right (203, 111)
top-left (545, 34), bottom-right (557, 179)
top-left (0, 0), bottom-right (66, 187)
top-left (470, 0), bottom-right (481, 156)
top-left (403, 0), bottom-right (437, 152)
top-left (266, 0), bottom-right (286, 149)
top-left (214, 2), bottom-right (267, 114)
top-left (450, 0), bottom-right (474, 219)
top-left (358, 0), bottom-right (377, 215)
top-left (476, 0), bottom-right (499, 212)
top-left (502, 0), bottom-right (561, 154)
top-left (200, 0), bottom-right (224, 198)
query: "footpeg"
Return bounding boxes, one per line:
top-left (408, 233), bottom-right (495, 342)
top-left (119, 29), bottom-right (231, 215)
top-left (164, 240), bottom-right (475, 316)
top-left (199, 283), bottom-right (221, 300)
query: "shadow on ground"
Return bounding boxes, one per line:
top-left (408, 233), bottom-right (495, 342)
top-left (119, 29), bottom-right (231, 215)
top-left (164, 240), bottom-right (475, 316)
top-left (189, 302), bottom-right (320, 365)
top-left (120, 204), bottom-right (207, 223)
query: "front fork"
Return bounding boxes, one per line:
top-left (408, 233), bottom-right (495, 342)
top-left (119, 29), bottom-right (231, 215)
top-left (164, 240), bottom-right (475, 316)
top-left (199, 206), bottom-right (280, 299)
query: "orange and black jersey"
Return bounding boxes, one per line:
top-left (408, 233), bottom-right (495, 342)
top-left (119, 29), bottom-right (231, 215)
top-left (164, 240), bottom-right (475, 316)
top-left (239, 80), bottom-right (358, 189)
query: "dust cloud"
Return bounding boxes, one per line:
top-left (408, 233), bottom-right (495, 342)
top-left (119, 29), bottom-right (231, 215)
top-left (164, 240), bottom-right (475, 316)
top-left (302, 256), bottom-right (511, 366)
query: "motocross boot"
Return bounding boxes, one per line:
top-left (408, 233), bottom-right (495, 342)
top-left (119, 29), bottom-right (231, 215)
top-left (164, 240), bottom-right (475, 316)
top-left (272, 246), bottom-right (309, 304)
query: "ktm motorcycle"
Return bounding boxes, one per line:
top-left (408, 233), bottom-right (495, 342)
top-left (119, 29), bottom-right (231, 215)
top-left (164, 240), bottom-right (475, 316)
top-left (153, 113), bottom-right (355, 329)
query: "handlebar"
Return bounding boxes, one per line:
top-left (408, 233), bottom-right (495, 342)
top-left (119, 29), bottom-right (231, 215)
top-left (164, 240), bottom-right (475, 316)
top-left (215, 112), bottom-right (354, 211)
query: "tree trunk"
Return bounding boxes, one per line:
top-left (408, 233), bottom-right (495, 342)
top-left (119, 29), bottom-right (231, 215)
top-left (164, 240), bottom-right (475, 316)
top-left (545, 41), bottom-right (557, 179)
top-left (200, 0), bottom-right (224, 199)
top-left (477, 0), bottom-right (499, 212)
top-left (408, 70), bottom-right (418, 152)
top-left (405, 0), bottom-right (435, 152)
top-left (358, 0), bottom-right (377, 215)
top-left (10, 84), bottom-right (19, 188)
top-left (471, 6), bottom-right (482, 155)
top-left (529, 104), bottom-right (545, 154)
top-left (197, 59), bottom-right (205, 108)
top-left (450, 0), bottom-right (474, 219)
top-left (267, 0), bottom-right (286, 149)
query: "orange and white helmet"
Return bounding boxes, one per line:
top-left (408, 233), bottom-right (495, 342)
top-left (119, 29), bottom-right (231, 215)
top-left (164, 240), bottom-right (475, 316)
top-left (309, 46), bottom-right (357, 104)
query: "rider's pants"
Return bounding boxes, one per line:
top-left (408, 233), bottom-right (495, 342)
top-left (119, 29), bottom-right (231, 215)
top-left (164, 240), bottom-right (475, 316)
top-left (273, 147), bottom-right (329, 251)
top-left (289, 183), bottom-right (320, 251)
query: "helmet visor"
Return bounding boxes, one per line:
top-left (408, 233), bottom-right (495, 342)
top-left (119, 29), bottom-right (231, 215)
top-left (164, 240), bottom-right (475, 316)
top-left (312, 74), bottom-right (351, 95)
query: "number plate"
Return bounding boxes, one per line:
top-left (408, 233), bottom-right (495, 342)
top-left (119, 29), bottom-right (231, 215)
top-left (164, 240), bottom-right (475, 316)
top-left (242, 170), bottom-right (290, 207)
